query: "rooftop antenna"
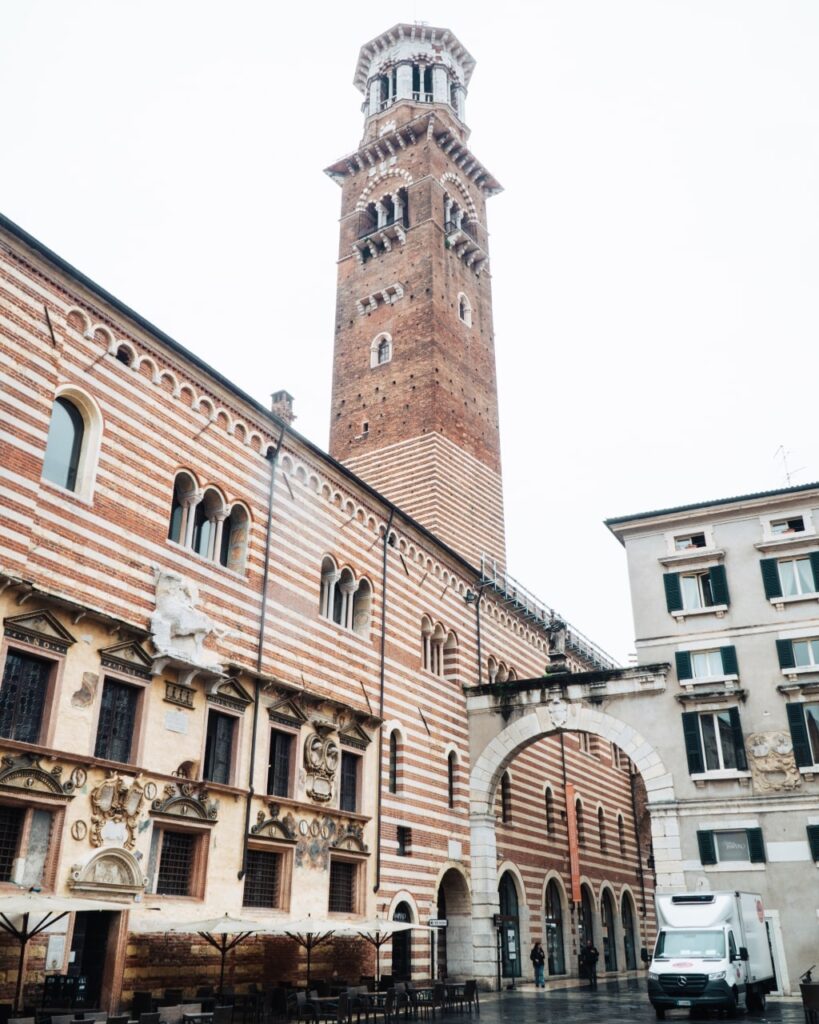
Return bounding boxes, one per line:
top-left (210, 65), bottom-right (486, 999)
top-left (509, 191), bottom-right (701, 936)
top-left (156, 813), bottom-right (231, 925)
top-left (774, 445), bottom-right (805, 487)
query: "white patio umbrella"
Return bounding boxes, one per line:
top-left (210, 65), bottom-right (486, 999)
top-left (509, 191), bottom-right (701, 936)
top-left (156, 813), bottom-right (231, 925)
top-left (132, 912), bottom-right (275, 996)
top-left (264, 916), bottom-right (346, 988)
top-left (335, 920), bottom-right (434, 984)
top-left (0, 892), bottom-right (128, 1011)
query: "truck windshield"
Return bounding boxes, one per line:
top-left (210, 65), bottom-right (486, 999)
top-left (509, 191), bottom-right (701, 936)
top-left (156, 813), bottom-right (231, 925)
top-left (655, 930), bottom-right (725, 959)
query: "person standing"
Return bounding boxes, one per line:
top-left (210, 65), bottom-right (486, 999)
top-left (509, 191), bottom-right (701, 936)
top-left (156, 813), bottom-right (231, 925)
top-left (583, 939), bottom-right (600, 990)
top-left (530, 940), bottom-right (546, 988)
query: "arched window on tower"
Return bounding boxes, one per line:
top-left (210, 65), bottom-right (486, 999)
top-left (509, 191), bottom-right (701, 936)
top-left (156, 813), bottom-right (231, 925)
top-left (191, 487), bottom-right (227, 560)
top-left (371, 333), bottom-right (393, 368)
top-left (458, 293), bottom-right (472, 327)
top-left (320, 556), bottom-right (340, 621)
top-left (220, 503), bottom-right (250, 572)
top-left (351, 578), bottom-right (372, 637)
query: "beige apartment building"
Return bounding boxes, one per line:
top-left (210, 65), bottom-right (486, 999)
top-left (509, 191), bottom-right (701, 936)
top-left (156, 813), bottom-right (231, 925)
top-left (608, 482), bottom-right (819, 994)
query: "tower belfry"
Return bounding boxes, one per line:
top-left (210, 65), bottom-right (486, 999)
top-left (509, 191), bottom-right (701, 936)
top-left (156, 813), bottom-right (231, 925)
top-left (325, 23), bottom-right (506, 568)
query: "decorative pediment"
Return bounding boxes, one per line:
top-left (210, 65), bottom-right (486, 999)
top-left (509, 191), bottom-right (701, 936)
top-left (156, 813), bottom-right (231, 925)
top-left (4, 610), bottom-right (76, 655)
top-left (70, 847), bottom-right (146, 897)
top-left (207, 676), bottom-right (253, 714)
top-left (99, 640), bottom-right (154, 681)
top-left (0, 752), bottom-right (84, 800)
top-left (339, 721), bottom-right (372, 750)
top-left (331, 821), bottom-right (369, 853)
top-left (268, 695), bottom-right (308, 729)
top-left (151, 781), bottom-right (218, 822)
top-left (250, 801), bottom-right (297, 843)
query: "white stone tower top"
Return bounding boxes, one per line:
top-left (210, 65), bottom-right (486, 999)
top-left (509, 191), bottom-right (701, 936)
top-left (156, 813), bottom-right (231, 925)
top-left (354, 22), bottom-right (475, 126)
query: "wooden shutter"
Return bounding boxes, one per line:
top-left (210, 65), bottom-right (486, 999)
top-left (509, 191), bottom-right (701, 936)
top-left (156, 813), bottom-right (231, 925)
top-left (675, 651), bottom-right (692, 681)
top-left (682, 712), bottom-right (705, 775)
top-left (720, 645), bottom-right (738, 676)
top-left (708, 564), bottom-right (730, 606)
top-left (760, 558), bottom-right (783, 599)
top-left (727, 706), bottom-right (748, 771)
top-left (696, 830), bottom-right (717, 865)
top-left (807, 825), bottom-right (819, 862)
top-left (786, 702), bottom-right (812, 768)
top-left (811, 553), bottom-right (819, 593)
top-left (776, 639), bottom-right (795, 670)
top-left (747, 827), bottom-right (766, 863)
top-left (663, 573), bottom-right (682, 613)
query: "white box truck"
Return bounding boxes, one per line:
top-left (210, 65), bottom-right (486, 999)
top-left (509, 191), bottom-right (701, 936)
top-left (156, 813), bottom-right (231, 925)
top-left (647, 892), bottom-right (775, 1019)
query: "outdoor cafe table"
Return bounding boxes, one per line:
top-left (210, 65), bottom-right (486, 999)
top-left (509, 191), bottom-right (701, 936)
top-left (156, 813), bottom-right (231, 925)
top-left (182, 1014), bottom-right (213, 1024)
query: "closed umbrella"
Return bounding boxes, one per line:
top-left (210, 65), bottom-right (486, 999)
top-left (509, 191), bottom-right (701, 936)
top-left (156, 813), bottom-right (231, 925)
top-left (336, 920), bottom-right (433, 985)
top-left (0, 892), bottom-right (127, 1012)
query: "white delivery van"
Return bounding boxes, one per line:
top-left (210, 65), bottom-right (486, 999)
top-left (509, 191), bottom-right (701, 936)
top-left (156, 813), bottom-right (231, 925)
top-left (647, 892), bottom-right (775, 1019)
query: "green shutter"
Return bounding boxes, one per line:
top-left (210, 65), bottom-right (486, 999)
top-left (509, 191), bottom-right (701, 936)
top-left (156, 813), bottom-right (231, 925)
top-left (697, 830), bottom-right (717, 865)
top-left (708, 564), bottom-right (730, 606)
top-left (663, 573), bottom-right (682, 613)
top-left (747, 827), bottom-right (766, 863)
top-left (786, 702), bottom-right (812, 768)
top-left (720, 645), bottom-right (738, 676)
top-left (675, 651), bottom-right (692, 681)
top-left (776, 639), bottom-right (795, 670)
top-left (728, 706), bottom-right (748, 771)
top-left (682, 712), bottom-right (705, 775)
top-left (807, 825), bottom-right (819, 862)
top-left (810, 553), bottom-right (819, 593)
top-left (760, 558), bottom-right (783, 599)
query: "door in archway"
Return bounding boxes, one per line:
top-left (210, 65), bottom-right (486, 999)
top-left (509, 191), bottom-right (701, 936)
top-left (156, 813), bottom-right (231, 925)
top-left (435, 868), bottom-right (473, 979)
top-left (621, 895), bottom-right (637, 970)
top-left (578, 885), bottom-right (594, 948)
top-left (601, 890), bottom-right (618, 972)
top-left (498, 873), bottom-right (521, 979)
top-left (392, 902), bottom-right (412, 980)
top-left (544, 880), bottom-right (565, 975)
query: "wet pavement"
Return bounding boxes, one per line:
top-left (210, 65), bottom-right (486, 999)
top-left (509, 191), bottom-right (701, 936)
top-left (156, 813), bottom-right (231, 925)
top-left (475, 978), bottom-right (805, 1023)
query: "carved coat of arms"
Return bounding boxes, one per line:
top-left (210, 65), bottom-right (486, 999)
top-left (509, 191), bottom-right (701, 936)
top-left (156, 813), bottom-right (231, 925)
top-left (304, 722), bottom-right (340, 802)
top-left (89, 773), bottom-right (145, 849)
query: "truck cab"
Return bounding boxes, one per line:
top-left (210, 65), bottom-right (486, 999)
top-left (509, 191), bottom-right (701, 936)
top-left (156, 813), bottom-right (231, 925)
top-left (648, 892), bottom-right (774, 1019)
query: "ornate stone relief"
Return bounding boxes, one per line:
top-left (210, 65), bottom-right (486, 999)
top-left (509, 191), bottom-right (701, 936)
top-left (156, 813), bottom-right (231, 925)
top-left (0, 752), bottom-right (84, 800)
top-left (90, 773), bottom-right (146, 849)
top-left (207, 676), bottom-right (253, 714)
top-left (99, 640), bottom-right (154, 681)
top-left (150, 780), bottom-right (218, 821)
top-left (293, 815), bottom-right (368, 870)
top-left (304, 721), bottom-right (340, 802)
top-left (251, 801), bottom-right (297, 842)
top-left (746, 731), bottom-right (802, 792)
top-left (150, 570), bottom-right (228, 671)
top-left (3, 609), bottom-right (76, 655)
top-left (70, 847), bottom-right (147, 896)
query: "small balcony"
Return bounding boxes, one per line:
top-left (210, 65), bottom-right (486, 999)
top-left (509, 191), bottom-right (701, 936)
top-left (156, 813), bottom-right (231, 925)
top-left (444, 219), bottom-right (488, 274)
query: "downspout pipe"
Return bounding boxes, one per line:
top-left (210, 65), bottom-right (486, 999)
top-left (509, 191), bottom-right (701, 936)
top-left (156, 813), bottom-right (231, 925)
top-left (373, 508), bottom-right (395, 894)
top-left (239, 429), bottom-right (284, 880)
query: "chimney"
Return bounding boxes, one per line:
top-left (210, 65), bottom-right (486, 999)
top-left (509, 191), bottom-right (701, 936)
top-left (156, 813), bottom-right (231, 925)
top-left (271, 390), bottom-right (296, 425)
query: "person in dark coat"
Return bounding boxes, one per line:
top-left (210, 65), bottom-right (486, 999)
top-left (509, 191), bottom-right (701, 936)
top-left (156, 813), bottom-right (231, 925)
top-left (530, 940), bottom-right (546, 988)
top-left (581, 939), bottom-right (600, 989)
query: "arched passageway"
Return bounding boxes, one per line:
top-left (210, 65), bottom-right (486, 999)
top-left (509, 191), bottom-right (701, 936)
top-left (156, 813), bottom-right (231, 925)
top-left (498, 872), bottom-right (521, 980)
top-left (392, 901), bottom-right (413, 980)
top-left (435, 867), bottom-right (472, 980)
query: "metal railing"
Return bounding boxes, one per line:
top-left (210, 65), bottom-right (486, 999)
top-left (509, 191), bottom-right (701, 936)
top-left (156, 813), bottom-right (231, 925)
top-left (444, 219), bottom-right (478, 243)
top-left (357, 212), bottom-right (410, 241)
top-left (479, 555), bottom-right (620, 671)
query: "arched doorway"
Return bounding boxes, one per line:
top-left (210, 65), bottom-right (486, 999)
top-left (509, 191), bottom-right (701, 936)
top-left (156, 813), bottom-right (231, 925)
top-left (498, 872), bottom-right (521, 979)
top-left (621, 892), bottom-right (638, 970)
top-left (601, 888), bottom-right (618, 972)
top-left (435, 867), bottom-right (472, 979)
top-left (544, 878), bottom-right (566, 975)
top-left (392, 901), bottom-right (413, 980)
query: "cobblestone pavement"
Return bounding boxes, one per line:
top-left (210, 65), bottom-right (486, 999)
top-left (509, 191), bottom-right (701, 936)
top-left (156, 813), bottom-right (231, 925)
top-left (474, 979), bottom-right (805, 1023)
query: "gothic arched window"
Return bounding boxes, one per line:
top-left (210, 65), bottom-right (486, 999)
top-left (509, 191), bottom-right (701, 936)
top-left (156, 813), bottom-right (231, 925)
top-left (388, 731), bottom-right (399, 794)
top-left (42, 393), bottom-right (100, 495)
top-left (447, 751), bottom-right (457, 808)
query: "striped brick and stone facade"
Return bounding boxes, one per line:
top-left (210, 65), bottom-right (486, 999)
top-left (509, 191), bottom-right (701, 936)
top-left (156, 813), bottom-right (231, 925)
top-left (0, 23), bottom-right (652, 1012)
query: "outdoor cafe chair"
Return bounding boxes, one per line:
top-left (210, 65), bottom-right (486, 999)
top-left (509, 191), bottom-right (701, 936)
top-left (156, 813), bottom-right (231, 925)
top-left (131, 993), bottom-right (154, 1017)
top-left (163, 993), bottom-right (184, 1007)
top-left (211, 1006), bottom-right (232, 1024)
top-left (105, 1016), bottom-right (128, 1024)
top-left (139, 1012), bottom-right (160, 1024)
top-left (288, 992), bottom-right (317, 1023)
top-left (50, 1014), bottom-right (74, 1024)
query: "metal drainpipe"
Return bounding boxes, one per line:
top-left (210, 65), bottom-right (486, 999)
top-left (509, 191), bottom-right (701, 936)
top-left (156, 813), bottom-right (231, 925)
top-left (373, 508), bottom-right (395, 894)
top-left (238, 430), bottom-right (284, 880)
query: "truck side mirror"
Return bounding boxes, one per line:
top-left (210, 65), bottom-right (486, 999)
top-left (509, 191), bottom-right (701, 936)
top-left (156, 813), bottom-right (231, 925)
top-left (740, 947), bottom-right (749, 962)
top-left (640, 948), bottom-right (649, 964)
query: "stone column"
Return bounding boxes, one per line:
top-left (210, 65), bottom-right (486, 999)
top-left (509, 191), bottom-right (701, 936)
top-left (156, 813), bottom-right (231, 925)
top-left (432, 65), bottom-right (448, 104)
top-left (469, 810), bottom-right (501, 987)
top-left (340, 579), bottom-right (357, 630)
top-left (321, 571), bottom-right (340, 619)
top-left (369, 79), bottom-right (381, 116)
top-left (210, 509), bottom-right (229, 562)
top-left (396, 62), bottom-right (412, 100)
top-left (455, 86), bottom-right (467, 122)
top-left (182, 490), bottom-right (203, 549)
top-left (375, 201), bottom-right (387, 229)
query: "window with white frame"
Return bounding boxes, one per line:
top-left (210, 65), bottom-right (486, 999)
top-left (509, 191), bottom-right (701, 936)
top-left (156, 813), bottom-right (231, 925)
top-left (681, 571), bottom-right (715, 609)
top-left (778, 557), bottom-right (816, 596)
top-left (319, 557), bottom-right (372, 636)
top-left (691, 649), bottom-right (726, 678)
top-left (786, 701), bottom-right (819, 768)
top-left (664, 565), bottom-right (730, 614)
top-left (771, 516), bottom-right (805, 535)
top-left (697, 827), bottom-right (765, 865)
top-left (457, 293), bottom-right (472, 326)
top-left (370, 333), bottom-right (393, 368)
top-left (682, 708), bottom-right (747, 774)
top-left (167, 471), bottom-right (250, 572)
top-left (676, 646), bottom-right (738, 683)
top-left (41, 390), bottom-right (101, 498)
top-left (674, 532), bottom-right (706, 551)
top-left (793, 638), bottom-right (819, 668)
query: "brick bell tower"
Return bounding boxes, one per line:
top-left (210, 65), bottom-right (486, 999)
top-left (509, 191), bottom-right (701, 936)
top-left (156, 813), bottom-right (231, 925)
top-left (325, 23), bottom-right (506, 569)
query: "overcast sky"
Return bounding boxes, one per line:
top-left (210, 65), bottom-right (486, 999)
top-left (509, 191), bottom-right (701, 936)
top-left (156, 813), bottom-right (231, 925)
top-left (2, 1), bottom-right (818, 663)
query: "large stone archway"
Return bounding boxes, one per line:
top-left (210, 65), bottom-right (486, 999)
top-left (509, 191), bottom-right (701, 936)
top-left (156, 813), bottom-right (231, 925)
top-left (466, 673), bottom-right (679, 985)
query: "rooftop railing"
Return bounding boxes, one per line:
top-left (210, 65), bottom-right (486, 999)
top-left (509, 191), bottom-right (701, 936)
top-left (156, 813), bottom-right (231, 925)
top-left (478, 555), bottom-right (619, 671)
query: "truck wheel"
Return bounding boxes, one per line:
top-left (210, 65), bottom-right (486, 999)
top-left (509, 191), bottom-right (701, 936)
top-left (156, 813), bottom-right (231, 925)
top-left (725, 990), bottom-right (740, 1018)
top-left (747, 991), bottom-right (766, 1014)
top-left (654, 1009), bottom-right (666, 1020)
